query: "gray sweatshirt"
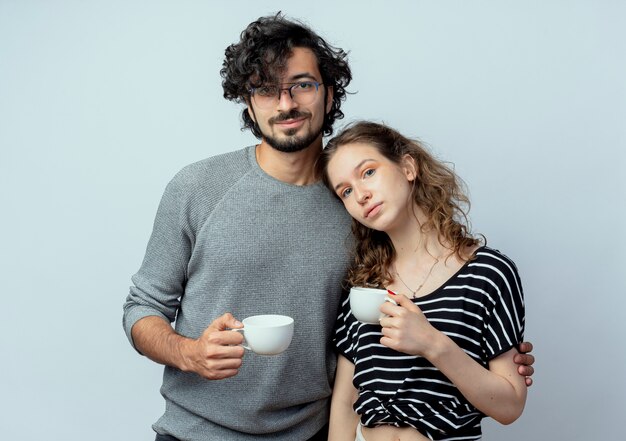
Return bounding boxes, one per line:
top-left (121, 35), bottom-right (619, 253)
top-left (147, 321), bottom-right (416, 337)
top-left (123, 145), bottom-right (353, 440)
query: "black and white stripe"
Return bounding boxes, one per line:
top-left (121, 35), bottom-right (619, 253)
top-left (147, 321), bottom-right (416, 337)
top-left (334, 247), bottom-right (525, 440)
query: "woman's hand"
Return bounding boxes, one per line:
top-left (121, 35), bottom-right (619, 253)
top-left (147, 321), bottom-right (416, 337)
top-left (378, 292), bottom-right (441, 357)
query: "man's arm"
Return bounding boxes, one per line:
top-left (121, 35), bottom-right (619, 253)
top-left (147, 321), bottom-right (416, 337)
top-left (132, 313), bottom-right (245, 380)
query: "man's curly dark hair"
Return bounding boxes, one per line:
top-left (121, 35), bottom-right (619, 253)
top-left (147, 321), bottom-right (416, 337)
top-left (220, 13), bottom-right (352, 138)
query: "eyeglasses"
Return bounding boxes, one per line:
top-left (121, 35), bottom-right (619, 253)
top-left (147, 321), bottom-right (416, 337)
top-left (249, 81), bottom-right (323, 109)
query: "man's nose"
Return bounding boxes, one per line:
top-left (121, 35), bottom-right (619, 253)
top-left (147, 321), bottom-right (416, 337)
top-left (276, 88), bottom-right (298, 111)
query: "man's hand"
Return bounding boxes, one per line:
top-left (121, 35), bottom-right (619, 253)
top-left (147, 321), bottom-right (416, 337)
top-left (515, 341), bottom-right (535, 387)
top-left (180, 313), bottom-right (245, 380)
top-left (131, 314), bottom-right (246, 381)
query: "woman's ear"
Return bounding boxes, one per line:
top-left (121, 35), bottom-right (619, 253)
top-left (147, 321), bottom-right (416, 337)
top-left (402, 154), bottom-right (418, 181)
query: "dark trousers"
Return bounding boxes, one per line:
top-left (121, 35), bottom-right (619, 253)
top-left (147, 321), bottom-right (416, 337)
top-left (155, 424), bottom-right (328, 441)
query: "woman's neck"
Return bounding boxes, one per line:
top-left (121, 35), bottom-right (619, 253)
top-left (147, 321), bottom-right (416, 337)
top-left (386, 206), bottom-right (449, 265)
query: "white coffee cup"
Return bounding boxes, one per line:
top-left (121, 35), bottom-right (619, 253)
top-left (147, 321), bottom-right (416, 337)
top-left (233, 315), bottom-right (294, 355)
top-left (349, 287), bottom-right (395, 324)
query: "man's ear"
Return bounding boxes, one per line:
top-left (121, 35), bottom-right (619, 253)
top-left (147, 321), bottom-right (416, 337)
top-left (402, 154), bottom-right (418, 181)
top-left (325, 85), bottom-right (334, 114)
top-left (245, 98), bottom-right (256, 123)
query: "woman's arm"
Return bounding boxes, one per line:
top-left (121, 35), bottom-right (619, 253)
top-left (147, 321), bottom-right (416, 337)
top-left (329, 355), bottom-right (360, 441)
top-left (423, 333), bottom-right (526, 424)
top-left (380, 293), bottom-right (527, 424)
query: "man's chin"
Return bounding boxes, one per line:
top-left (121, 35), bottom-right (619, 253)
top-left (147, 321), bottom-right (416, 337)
top-left (264, 130), bottom-right (321, 153)
top-left (283, 127), bottom-right (300, 137)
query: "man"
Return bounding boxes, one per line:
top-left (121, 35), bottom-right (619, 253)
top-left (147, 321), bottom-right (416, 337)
top-left (123, 13), bottom-right (535, 441)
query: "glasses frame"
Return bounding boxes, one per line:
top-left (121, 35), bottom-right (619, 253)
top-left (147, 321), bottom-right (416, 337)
top-left (249, 81), bottom-right (324, 108)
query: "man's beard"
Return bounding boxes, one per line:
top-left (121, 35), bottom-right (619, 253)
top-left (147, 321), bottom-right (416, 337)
top-left (260, 110), bottom-right (324, 153)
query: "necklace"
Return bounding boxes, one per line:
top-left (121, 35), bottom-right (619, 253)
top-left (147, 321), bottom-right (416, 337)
top-left (395, 256), bottom-right (440, 298)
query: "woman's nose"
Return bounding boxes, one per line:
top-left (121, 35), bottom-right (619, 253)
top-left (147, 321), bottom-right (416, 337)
top-left (355, 187), bottom-right (371, 204)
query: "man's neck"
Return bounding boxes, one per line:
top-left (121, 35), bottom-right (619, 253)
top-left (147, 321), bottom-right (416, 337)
top-left (255, 139), bottom-right (323, 186)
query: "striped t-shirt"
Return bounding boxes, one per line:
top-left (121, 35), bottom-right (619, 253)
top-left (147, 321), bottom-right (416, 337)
top-left (334, 247), bottom-right (525, 440)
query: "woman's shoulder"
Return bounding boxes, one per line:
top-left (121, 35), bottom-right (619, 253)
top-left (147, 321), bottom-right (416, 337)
top-left (470, 245), bottom-right (522, 279)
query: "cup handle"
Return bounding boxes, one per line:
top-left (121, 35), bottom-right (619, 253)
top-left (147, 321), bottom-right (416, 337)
top-left (385, 296), bottom-right (398, 305)
top-left (231, 328), bottom-right (250, 350)
top-left (381, 296), bottom-right (398, 320)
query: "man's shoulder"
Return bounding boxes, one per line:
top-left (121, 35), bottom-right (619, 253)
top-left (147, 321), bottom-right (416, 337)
top-left (170, 146), bottom-right (254, 191)
top-left (178, 146), bottom-right (252, 178)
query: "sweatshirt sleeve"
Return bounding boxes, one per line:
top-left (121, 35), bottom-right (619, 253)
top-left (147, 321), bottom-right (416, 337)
top-left (122, 174), bottom-right (193, 350)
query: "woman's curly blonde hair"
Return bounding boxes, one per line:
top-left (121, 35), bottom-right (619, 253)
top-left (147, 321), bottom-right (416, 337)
top-left (316, 121), bottom-right (482, 288)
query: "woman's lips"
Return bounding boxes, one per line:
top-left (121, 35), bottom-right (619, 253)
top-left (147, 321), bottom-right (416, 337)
top-left (365, 203), bottom-right (382, 218)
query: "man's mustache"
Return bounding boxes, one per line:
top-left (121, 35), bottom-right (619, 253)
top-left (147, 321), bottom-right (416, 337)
top-left (269, 110), bottom-right (311, 124)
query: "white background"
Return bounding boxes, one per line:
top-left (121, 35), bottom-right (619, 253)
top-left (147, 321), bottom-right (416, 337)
top-left (1, 1), bottom-right (624, 440)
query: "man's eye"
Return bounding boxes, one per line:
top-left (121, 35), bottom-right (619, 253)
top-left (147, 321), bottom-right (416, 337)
top-left (341, 188), bottom-right (352, 198)
top-left (297, 81), bottom-right (314, 90)
top-left (257, 86), bottom-right (277, 97)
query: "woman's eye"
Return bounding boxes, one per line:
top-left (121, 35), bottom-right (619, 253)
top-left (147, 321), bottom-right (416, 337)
top-left (364, 169), bottom-right (375, 177)
top-left (341, 188), bottom-right (352, 198)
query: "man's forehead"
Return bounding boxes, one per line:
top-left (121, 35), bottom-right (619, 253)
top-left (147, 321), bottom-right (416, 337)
top-left (283, 47), bottom-right (320, 73)
top-left (251, 47), bottom-right (321, 85)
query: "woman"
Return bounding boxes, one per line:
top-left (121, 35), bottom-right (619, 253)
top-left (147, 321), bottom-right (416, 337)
top-left (317, 121), bottom-right (527, 440)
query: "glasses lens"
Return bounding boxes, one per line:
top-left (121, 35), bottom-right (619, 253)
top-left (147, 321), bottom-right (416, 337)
top-left (252, 82), bottom-right (320, 108)
top-left (290, 82), bottom-right (319, 105)
top-left (252, 85), bottom-right (279, 108)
